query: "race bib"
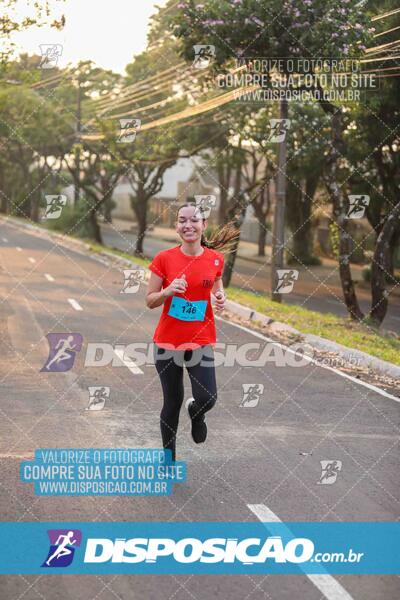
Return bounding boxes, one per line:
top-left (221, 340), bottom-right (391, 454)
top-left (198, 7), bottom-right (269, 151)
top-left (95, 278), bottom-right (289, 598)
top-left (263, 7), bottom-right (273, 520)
top-left (167, 296), bottom-right (208, 322)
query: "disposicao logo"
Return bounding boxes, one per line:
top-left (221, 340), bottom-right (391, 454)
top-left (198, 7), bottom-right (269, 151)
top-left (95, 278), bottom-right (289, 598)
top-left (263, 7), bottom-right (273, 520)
top-left (42, 529), bottom-right (82, 567)
top-left (83, 536), bottom-right (314, 564)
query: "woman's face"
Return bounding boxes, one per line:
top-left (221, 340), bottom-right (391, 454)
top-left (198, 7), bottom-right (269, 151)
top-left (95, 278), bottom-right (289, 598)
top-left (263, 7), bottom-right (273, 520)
top-left (176, 205), bottom-right (206, 243)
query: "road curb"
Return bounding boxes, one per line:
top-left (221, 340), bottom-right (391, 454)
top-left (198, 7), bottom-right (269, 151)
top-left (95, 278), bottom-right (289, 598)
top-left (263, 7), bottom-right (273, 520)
top-left (224, 299), bottom-right (400, 381)
top-left (4, 216), bottom-right (399, 381)
top-left (301, 333), bottom-right (400, 380)
top-left (1, 216), bottom-right (92, 252)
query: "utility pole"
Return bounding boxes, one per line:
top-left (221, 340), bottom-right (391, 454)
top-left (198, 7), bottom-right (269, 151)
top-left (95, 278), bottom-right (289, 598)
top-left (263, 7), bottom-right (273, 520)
top-left (74, 72), bottom-right (82, 206)
top-left (271, 95), bottom-right (288, 302)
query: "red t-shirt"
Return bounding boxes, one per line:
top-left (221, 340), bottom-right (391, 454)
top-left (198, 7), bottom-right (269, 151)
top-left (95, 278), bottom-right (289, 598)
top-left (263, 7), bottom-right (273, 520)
top-left (148, 245), bottom-right (225, 350)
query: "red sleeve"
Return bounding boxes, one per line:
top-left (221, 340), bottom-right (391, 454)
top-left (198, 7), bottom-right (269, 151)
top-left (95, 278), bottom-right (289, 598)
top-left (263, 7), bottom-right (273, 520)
top-left (148, 252), bottom-right (165, 280)
top-left (216, 253), bottom-right (224, 278)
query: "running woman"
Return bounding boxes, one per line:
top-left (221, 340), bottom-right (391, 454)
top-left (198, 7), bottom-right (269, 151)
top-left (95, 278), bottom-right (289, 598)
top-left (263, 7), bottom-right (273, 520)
top-left (146, 202), bottom-right (239, 461)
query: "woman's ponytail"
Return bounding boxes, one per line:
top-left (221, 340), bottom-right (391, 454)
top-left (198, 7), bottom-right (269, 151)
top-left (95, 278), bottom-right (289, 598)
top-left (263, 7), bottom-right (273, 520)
top-left (200, 222), bottom-right (240, 253)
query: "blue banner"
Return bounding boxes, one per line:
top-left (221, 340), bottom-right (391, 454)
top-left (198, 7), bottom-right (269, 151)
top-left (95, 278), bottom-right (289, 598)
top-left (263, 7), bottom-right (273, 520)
top-left (20, 448), bottom-right (186, 496)
top-left (0, 522), bottom-right (398, 574)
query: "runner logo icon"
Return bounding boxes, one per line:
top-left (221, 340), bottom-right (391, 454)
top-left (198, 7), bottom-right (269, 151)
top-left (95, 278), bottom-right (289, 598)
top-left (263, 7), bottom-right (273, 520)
top-left (275, 269), bottom-right (299, 294)
top-left (347, 195), bottom-right (370, 219)
top-left (317, 460), bottom-right (343, 485)
top-left (42, 529), bottom-right (82, 567)
top-left (41, 333), bottom-right (83, 372)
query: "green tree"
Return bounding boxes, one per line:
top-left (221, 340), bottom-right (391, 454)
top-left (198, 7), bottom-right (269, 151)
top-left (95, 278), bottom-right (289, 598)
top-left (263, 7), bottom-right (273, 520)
top-left (0, 81), bottom-right (70, 221)
top-left (106, 44), bottom-right (189, 255)
top-left (0, 1), bottom-right (65, 65)
top-left (167, 0), bottom-right (400, 322)
top-left (285, 103), bottom-right (330, 264)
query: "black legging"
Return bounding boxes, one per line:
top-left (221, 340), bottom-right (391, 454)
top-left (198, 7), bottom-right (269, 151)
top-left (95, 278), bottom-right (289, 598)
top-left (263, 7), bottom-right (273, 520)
top-left (154, 344), bottom-right (217, 461)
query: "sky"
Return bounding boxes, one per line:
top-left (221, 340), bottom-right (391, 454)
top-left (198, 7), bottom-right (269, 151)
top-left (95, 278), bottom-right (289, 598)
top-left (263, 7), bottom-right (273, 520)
top-left (10, 0), bottom-right (168, 74)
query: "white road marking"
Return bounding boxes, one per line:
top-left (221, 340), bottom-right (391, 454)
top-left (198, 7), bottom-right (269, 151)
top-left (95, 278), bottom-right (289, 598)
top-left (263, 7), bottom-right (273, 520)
top-left (248, 504), bottom-right (354, 600)
top-left (2, 237), bottom-right (8, 242)
top-left (44, 273), bottom-right (55, 282)
top-left (68, 298), bottom-right (83, 311)
top-left (114, 348), bottom-right (144, 375)
top-left (218, 318), bottom-right (400, 403)
top-left (16, 246), bottom-right (22, 251)
top-left (28, 257), bottom-right (36, 263)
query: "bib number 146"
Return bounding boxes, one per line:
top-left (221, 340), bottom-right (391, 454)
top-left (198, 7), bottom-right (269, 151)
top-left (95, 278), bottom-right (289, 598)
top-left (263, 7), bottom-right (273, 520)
top-left (182, 302), bottom-right (196, 315)
top-left (167, 296), bottom-right (207, 322)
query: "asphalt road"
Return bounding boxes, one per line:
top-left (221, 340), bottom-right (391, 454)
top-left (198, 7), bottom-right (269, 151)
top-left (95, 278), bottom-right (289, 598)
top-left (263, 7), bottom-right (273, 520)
top-left (101, 225), bottom-right (400, 333)
top-left (0, 219), bottom-right (399, 600)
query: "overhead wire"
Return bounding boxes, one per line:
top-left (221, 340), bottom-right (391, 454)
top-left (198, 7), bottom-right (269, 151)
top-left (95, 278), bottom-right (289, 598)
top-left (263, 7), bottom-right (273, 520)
top-left (374, 25), bottom-right (400, 38)
top-left (88, 60), bottom-right (248, 126)
top-left (30, 70), bottom-right (77, 89)
top-left (365, 39), bottom-right (400, 54)
top-left (81, 84), bottom-right (259, 140)
top-left (96, 75), bottom-right (184, 116)
top-left (371, 8), bottom-right (400, 21)
top-left (93, 62), bottom-right (186, 109)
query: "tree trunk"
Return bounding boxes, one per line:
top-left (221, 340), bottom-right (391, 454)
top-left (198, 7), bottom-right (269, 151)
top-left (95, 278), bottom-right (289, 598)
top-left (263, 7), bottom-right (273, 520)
top-left (135, 209), bottom-right (147, 256)
top-left (387, 228), bottom-right (399, 280)
top-left (370, 199), bottom-right (400, 325)
top-left (292, 227), bottom-right (313, 263)
top-left (222, 230), bottom-right (240, 288)
top-left (103, 191), bottom-right (114, 223)
top-left (222, 158), bottom-right (245, 287)
top-left (320, 102), bottom-right (364, 321)
top-left (30, 179), bottom-right (42, 222)
top-left (271, 96), bottom-right (288, 302)
top-left (216, 161), bottom-right (229, 225)
top-left (222, 201), bottom-right (246, 288)
top-left (131, 191), bottom-right (148, 256)
top-left (85, 190), bottom-right (102, 243)
top-left (218, 185), bottom-right (227, 224)
top-left (252, 182), bottom-right (271, 257)
top-left (89, 206), bottom-right (102, 243)
top-left (287, 175), bottom-right (318, 264)
top-left (0, 192), bottom-right (8, 214)
top-left (258, 224), bottom-right (267, 257)
top-left (99, 175), bottom-right (118, 224)
top-left (30, 196), bottom-right (39, 222)
top-left (0, 168), bottom-right (8, 213)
